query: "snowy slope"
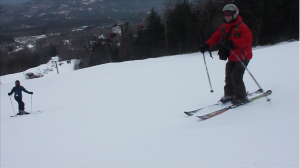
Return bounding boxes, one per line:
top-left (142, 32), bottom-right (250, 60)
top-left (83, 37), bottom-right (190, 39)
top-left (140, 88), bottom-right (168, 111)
top-left (0, 56), bottom-right (77, 85)
top-left (0, 41), bottom-right (299, 167)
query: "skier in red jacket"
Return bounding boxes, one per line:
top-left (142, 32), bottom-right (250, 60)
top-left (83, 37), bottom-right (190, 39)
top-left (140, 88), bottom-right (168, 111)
top-left (200, 4), bottom-right (253, 105)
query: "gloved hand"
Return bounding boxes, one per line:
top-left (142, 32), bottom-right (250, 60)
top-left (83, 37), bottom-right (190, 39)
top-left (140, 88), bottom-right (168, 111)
top-left (222, 40), bottom-right (235, 50)
top-left (8, 93), bottom-right (11, 96)
top-left (199, 44), bottom-right (210, 53)
top-left (29, 92), bottom-right (33, 94)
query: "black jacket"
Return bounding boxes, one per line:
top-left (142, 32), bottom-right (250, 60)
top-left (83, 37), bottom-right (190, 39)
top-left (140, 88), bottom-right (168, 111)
top-left (9, 85), bottom-right (31, 99)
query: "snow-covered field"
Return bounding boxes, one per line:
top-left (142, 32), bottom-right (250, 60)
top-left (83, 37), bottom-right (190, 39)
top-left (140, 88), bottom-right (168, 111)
top-left (0, 41), bottom-right (299, 167)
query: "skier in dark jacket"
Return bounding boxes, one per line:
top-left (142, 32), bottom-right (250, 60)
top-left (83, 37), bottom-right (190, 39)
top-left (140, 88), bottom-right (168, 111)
top-left (8, 80), bottom-right (33, 115)
top-left (199, 4), bottom-right (253, 105)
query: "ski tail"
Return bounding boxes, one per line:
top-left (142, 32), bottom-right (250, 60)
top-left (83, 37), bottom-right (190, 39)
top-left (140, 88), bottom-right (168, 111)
top-left (184, 104), bottom-right (217, 116)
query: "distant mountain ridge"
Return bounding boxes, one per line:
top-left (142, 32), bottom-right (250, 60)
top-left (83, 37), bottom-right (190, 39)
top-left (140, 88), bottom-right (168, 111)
top-left (1, 0), bottom-right (164, 31)
top-left (1, 0), bottom-right (30, 5)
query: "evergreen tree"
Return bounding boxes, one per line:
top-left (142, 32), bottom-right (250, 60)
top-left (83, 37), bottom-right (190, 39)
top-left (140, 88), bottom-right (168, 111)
top-left (235, 0), bottom-right (299, 45)
top-left (145, 8), bottom-right (165, 57)
top-left (165, 0), bottom-right (199, 54)
top-left (131, 8), bottom-right (165, 59)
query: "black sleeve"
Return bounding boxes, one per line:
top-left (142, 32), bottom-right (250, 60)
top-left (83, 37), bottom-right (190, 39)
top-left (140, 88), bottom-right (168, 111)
top-left (8, 87), bottom-right (15, 95)
top-left (22, 86), bottom-right (31, 94)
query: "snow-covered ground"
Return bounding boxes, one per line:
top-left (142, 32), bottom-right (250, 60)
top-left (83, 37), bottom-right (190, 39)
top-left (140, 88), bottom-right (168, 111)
top-left (0, 41), bottom-right (299, 167)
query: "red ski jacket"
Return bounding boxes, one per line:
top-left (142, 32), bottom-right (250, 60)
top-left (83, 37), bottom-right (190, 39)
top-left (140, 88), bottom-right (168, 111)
top-left (205, 15), bottom-right (253, 61)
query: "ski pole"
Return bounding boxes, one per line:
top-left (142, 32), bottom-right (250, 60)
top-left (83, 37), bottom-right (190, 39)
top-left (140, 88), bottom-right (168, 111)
top-left (202, 50), bottom-right (214, 93)
top-left (230, 49), bottom-right (270, 101)
top-left (31, 94), bottom-right (32, 113)
top-left (9, 96), bottom-right (16, 114)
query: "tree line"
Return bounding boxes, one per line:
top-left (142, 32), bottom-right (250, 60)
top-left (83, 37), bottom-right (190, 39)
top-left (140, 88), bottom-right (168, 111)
top-left (0, 0), bottom-right (298, 76)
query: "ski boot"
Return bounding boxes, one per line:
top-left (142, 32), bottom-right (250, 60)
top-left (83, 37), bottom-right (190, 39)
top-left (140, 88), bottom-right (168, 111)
top-left (219, 95), bottom-right (235, 104)
top-left (17, 110), bottom-right (30, 115)
top-left (231, 97), bottom-right (249, 106)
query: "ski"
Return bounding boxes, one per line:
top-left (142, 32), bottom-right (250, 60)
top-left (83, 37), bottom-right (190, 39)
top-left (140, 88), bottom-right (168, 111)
top-left (184, 89), bottom-right (263, 116)
top-left (10, 114), bottom-right (27, 117)
top-left (184, 103), bottom-right (219, 116)
top-left (10, 110), bottom-right (42, 117)
top-left (196, 90), bottom-right (272, 120)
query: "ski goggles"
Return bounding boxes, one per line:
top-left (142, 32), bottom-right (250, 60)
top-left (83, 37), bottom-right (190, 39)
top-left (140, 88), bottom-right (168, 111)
top-left (223, 11), bottom-right (234, 16)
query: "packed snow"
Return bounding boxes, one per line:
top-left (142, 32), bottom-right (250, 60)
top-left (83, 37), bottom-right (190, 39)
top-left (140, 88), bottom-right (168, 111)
top-left (0, 41), bottom-right (299, 167)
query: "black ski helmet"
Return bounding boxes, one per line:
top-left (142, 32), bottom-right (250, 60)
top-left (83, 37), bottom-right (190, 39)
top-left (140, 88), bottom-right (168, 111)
top-left (223, 4), bottom-right (239, 20)
top-left (15, 80), bottom-right (20, 85)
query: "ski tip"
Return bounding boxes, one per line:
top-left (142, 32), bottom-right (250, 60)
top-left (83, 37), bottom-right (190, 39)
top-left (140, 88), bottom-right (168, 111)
top-left (33, 110), bottom-right (43, 113)
top-left (196, 116), bottom-right (206, 120)
top-left (184, 112), bottom-right (193, 116)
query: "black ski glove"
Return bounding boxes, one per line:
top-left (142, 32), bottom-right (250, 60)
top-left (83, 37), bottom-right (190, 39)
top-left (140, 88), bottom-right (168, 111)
top-left (222, 40), bottom-right (235, 50)
top-left (8, 93), bottom-right (11, 96)
top-left (199, 44), bottom-right (210, 53)
top-left (29, 92), bottom-right (33, 94)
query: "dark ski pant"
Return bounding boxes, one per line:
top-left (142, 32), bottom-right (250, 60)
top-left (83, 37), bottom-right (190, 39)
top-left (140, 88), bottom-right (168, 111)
top-left (224, 60), bottom-right (250, 100)
top-left (14, 97), bottom-right (25, 111)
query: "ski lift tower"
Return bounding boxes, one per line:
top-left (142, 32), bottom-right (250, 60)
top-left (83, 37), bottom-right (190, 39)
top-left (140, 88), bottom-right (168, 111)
top-left (111, 19), bottom-right (130, 60)
top-left (138, 14), bottom-right (146, 29)
top-left (51, 56), bottom-right (60, 74)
